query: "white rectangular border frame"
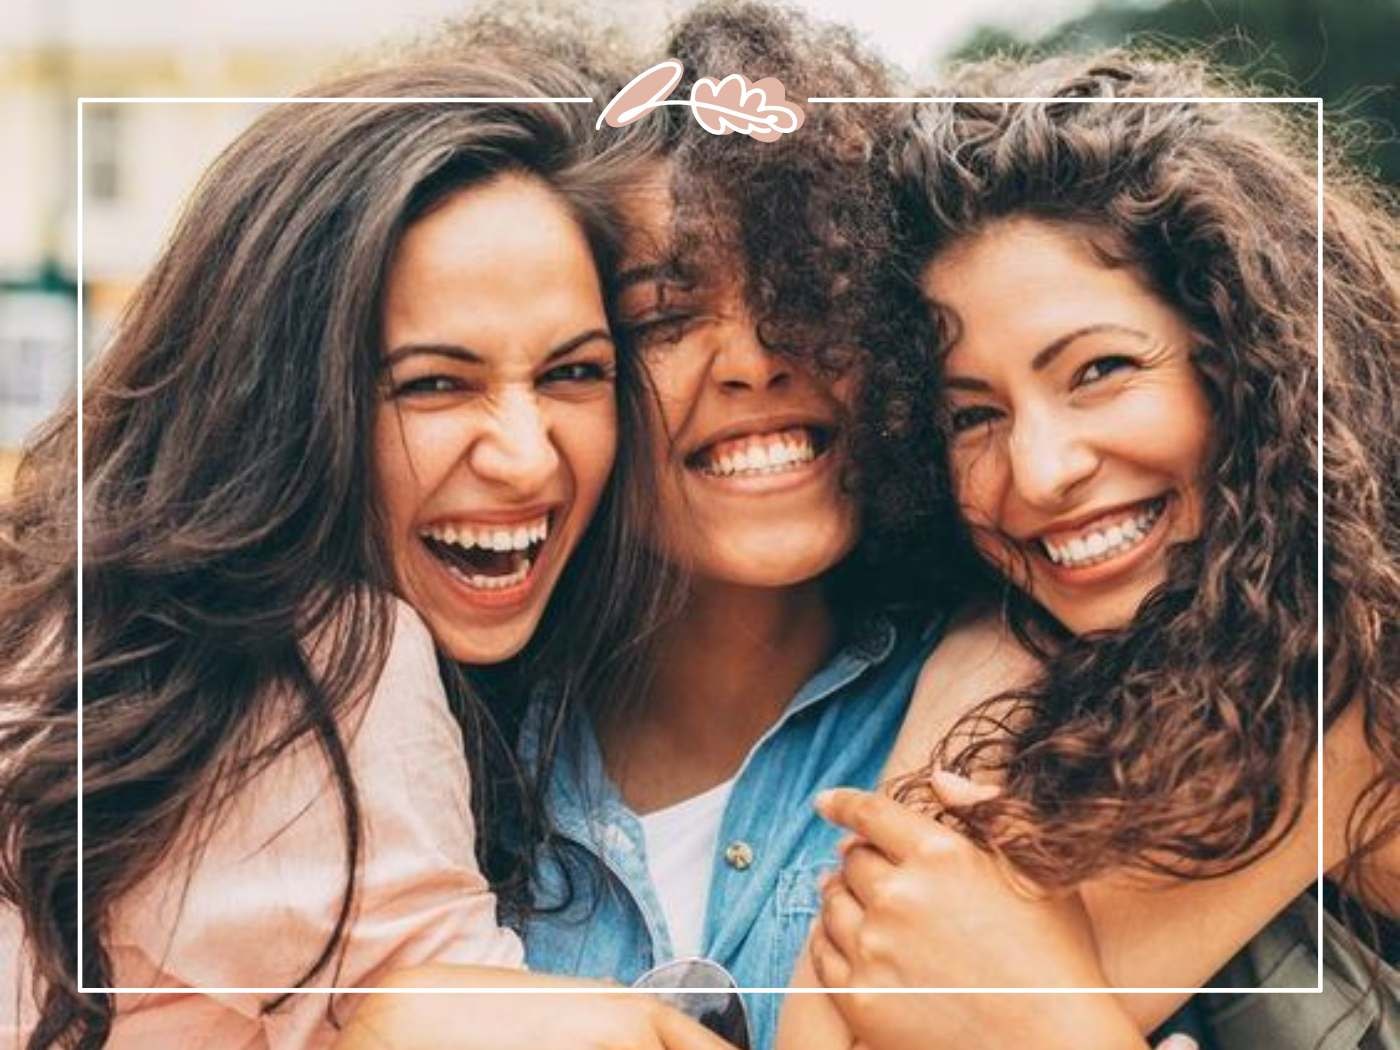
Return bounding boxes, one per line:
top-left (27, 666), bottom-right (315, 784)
top-left (76, 93), bottom-right (1325, 998)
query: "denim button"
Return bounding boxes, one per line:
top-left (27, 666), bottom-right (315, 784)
top-left (724, 841), bottom-right (754, 870)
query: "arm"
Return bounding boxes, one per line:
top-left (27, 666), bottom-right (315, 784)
top-left (778, 788), bottom-right (1151, 1050)
top-left (334, 964), bottom-right (740, 1050)
top-left (783, 608), bottom-right (1386, 1044)
top-left (891, 611), bottom-right (1374, 1014)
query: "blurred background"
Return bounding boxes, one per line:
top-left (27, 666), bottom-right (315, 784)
top-left (1, 0), bottom-right (1396, 497)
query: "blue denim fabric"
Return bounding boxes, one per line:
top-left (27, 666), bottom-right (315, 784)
top-left (520, 613), bottom-right (944, 1050)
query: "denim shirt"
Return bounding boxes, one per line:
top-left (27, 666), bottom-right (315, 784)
top-left (519, 612), bottom-right (943, 1050)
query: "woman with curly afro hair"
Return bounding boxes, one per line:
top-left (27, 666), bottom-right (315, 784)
top-left (789, 50), bottom-right (1397, 1050)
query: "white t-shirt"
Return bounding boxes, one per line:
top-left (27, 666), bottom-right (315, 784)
top-left (638, 777), bottom-right (737, 959)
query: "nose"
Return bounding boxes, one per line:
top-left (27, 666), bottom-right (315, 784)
top-left (1007, 409), bottom-right (1100, 509)
top-left (468, 388), bottom-right (560, 497)
top-left (710, 319), bottom-right (792, 393)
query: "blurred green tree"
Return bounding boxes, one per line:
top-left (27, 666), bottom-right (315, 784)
top-left (949, 0), bottom-right (1399, 183)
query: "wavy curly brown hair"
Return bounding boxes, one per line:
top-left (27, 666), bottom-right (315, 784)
top-left (868, 54), bottom-right (1398, 944)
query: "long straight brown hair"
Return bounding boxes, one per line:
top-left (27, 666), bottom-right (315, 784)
top-left (0, 56), bottom-right (661, 1049)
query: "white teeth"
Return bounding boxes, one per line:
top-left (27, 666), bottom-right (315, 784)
top-left (1039, 499), bottom-right (1165, 569)
top-left (697, 429), bottom-right (819, 478)
top-left (454, 557), bottom-right (532, 591)
top-left (419, 514), bottom-right (550, 552)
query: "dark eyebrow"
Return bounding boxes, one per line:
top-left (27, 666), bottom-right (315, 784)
top-left (383, 328), bottom-right (612, 368)
top-left (943, 375), bottom-right (993, 393)
top-left (1030, 323), bottom-right (1150, 371)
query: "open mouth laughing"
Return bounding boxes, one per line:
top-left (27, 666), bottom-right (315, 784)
top-left (419, 512), bottom-right (551, 593)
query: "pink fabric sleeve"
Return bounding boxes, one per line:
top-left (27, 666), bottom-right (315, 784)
top-left (2, 600), bottom-right (524, 1050)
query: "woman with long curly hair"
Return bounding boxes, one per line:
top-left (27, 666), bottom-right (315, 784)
top-left (0, 53), bottom-right (737, 1050)
top-left (786, 51), bottom-right (1397, 1050)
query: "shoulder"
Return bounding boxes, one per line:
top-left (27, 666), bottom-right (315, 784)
top-left (885, 603), bottom-right (1042, 780)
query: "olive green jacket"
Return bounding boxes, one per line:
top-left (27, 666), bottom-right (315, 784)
top-left (1201, 894), bottom-right (1398, 1049)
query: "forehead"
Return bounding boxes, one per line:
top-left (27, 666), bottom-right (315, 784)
top-left (924, 217), bottom-right (1182, 345)
top-left (382, 174), bottom-right (604, 349)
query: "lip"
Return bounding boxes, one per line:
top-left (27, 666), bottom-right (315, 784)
top-left (1029, 496), bottom-right (1165, 542)
top-left (1030, 494), bottom-right (1174, 587)
top-left (420, 503), bottom-right (561, 528)
top-left (690, 440), bottom-right (839, 496)
top-left (683, 413), bottom-right (836, 461)
top-left (417, 504), bottom-right (563, 615)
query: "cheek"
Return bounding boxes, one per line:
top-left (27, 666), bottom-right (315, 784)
top-left (371, 410), bottom-right (416, 528)
top-left (371, 409), bottom-right (463, 529)
top-left (557, 400), bottom-right (618, 507)
top-left (949, 441), bottom-right (1006, 529)
top-left (1109, 379), bottom-right (1214, 481)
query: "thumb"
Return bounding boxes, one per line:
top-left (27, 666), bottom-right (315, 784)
top-left (653, 1003), bottom-right (744, 1050)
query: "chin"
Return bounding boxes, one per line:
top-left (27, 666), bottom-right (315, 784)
top-left (429, 612), bottom-right (542, 667)
top-left (1045, 588), bottom-right (1154, 636)
top-left (708, 528), bottom-right (857, 589)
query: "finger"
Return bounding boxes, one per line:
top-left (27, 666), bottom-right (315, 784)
top-left (926, 767), bottom-right (1001, 806)
top-left (1155, 1036), bottom-right (1199, 1050)
top-left (820, 879), bottom-right (866, 959)
top-left (653, 1002), bottom-right (744, 1050)
top-left (815, 788), bottom-right (943, 863)
top-left (808, 920), bottom-right (853, 988)
top-left (835, 843), bottom-right (897, 909)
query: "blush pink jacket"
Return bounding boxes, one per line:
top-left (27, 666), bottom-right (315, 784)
top-left (2, 601), bottom-right (524, 1050)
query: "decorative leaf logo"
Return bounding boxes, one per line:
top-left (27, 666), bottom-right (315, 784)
top-left (596, 59), bottom-right (685, 130)
top-left (689, 74), bottom-right (804, 143)
top-left (594, 59), bottom-right (804, 143)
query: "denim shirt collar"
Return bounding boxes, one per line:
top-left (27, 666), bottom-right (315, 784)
top-left (518, 612), bottom-right (899, 840)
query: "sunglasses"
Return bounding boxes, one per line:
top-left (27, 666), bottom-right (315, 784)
top-left (632, 957), bottom-right (753, 1050)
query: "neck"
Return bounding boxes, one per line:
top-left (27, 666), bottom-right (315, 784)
top-left (600, 575), bottom-right (836, 812)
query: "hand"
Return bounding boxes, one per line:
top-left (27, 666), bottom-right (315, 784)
top-left (334, 966), bottom-right (739, 1050)
top-left (808, 776), bottom-right (1147, 1050)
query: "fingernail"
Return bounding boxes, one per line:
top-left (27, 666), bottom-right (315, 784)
top-left (814, 789), bottom-right (835, 811)
top-left (818, 871), bottom-right (834, 892)
top-left (1156, 1036), bottom-right (1198, 1050)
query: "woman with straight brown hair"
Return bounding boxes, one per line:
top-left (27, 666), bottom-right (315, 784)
top-left (0, 53), bottom-right (732, 1050)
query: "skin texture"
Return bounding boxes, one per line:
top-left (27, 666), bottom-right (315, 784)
top-left (928, 217), bottom-right (1212, 635)
top-left (335, 966), bottom-right (737, 1050)
top-left (375, 174), bottom-right (618, 665)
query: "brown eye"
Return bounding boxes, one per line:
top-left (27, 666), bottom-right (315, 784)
top-left (1076, 355), bottom-right (1135, 386)
top-left (949, 405), bottom-right (1003, 433)
top-left (393, 375), bottom-right (462, 397)
top-left (540, 361), bottom-right (613, 386)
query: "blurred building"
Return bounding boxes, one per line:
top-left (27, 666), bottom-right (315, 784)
top-left (0, 41), bottom-right (343, 494)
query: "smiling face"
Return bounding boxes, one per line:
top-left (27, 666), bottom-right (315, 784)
top-left (374, 173), bottom-right (617, 664)
top-left (615, 167), bottom-right (858, 589)
top-left (924, 217), bottom-right (1214, 635)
